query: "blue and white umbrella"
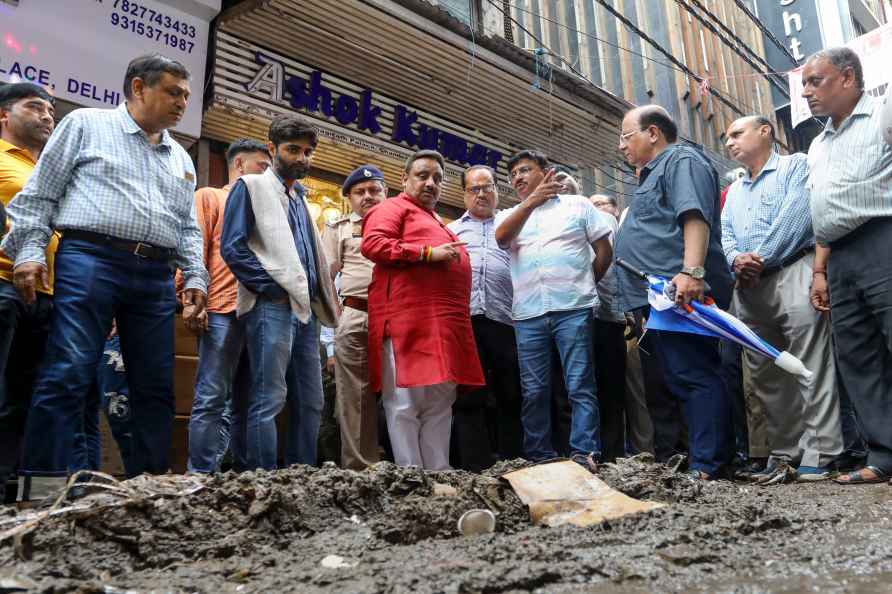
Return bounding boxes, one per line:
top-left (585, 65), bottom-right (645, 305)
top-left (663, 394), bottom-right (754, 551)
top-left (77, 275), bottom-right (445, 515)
top-left (617, 259), bottom-right (812, 379)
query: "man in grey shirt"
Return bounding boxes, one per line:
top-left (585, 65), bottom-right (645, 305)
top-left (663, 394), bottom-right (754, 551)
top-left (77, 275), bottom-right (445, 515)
top-left (803, 48), bottom-right (892, 485)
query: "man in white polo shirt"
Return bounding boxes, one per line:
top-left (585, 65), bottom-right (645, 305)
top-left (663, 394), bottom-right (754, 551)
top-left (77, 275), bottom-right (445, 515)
top-left (495, 150), bottom-right (613, 471)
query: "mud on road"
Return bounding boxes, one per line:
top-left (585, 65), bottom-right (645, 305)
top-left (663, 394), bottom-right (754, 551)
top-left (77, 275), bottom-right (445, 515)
top-left (2, 455), bottom-right (892, 593)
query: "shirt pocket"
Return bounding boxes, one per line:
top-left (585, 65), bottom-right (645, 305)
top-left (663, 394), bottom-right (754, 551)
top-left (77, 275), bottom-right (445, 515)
top-left (162, 173), bottom-right (196, 221)
top-left (630, 176), bottom-right (665, 219)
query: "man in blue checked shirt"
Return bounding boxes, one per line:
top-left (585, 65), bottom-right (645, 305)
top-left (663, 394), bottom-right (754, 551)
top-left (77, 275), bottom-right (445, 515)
top-left (447, 165), bottom-right (523, 470)
top-left (1, 54), bottom-right (209, 500)
top-left (722, 115), bottom-right (842, 484)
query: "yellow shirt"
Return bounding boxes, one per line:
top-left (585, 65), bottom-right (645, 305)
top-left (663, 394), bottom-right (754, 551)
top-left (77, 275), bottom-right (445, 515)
top-left (0, 139), bottom-right (59, 294)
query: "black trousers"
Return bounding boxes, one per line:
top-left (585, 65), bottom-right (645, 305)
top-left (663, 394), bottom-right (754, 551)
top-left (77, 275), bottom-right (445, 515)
top-left (451, 315), bottom-right (523, 471)
top-left (634, 309), bottom-right (688, 462)
top-left (719, 339), bottom-right (749, 461)
top-left (594, 319), bottom-right (627, 462)
top-left (829, 218), bottom-right (892, 473)
top-left (0, 281), bottom-right (52, 501)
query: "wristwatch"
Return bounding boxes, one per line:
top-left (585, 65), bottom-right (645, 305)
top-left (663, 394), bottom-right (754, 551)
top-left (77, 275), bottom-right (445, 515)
top-left (681, 266), bottom-right (706, 280)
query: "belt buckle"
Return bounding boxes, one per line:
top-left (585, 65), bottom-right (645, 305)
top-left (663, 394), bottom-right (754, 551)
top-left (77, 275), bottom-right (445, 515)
top-left (133, 242), bottom-right (151, 258)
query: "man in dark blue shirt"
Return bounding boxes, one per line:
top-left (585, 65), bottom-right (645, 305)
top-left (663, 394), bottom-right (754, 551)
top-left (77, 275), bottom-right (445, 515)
top-left (220, 114), bottom-right (338, 470)
top-left (614, 105), bottom-right (734, 480)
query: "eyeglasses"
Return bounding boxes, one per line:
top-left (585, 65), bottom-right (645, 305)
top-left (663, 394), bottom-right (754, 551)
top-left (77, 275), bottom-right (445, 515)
top-left (466, 183), bottom-right (495, 195)
top-left (619, 129), bottom-right (643, 143)
top-left (510, 165), bottom-right (537, 180)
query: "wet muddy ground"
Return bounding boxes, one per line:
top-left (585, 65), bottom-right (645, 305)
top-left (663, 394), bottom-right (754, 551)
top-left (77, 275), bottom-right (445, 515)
top-left (2, 455), bottom-right (892, 593)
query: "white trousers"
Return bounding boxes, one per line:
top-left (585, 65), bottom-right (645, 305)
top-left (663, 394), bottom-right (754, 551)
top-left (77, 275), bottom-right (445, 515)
top-left (381, 338), bottom-right (456, 470)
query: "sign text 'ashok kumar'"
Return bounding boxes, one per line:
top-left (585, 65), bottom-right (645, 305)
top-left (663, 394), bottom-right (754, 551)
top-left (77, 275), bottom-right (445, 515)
top-left (244, 51), bottom-right (504, 171)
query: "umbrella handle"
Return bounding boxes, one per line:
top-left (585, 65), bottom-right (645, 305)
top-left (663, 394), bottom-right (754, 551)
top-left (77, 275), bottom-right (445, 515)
top-left (615, 258), bottom-right (648, 280)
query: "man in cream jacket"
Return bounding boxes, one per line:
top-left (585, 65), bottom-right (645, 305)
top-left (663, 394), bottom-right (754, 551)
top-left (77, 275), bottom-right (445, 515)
top-left (221, 114), bottom-right (338, 470)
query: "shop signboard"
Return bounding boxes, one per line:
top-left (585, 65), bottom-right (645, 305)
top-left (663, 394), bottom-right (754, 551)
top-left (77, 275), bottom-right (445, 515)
top-left (218, 33), bottom-right (507, 172)
top-left (0, 0), bottom-right (219, 138)
top-left (788, 22), bottom-right (892, 127)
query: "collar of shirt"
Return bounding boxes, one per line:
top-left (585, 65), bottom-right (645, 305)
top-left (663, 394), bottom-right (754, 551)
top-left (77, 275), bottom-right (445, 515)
top-left (458, 210), bottom-right (495, 223)
top-left (348, 211), bottom-right (362, 223)
top-left (824, 92), bottom-right (873, 135)
top-left (0, 139), bottom-right (35, 166)
top-left (117, 102), bottom-right (173, 150)
top-left (638, 145), bottom-right (674, 182)
top-left (741, 151), bottom-right (780, 187)
top-left (269, 169), bottom-right (306, 199)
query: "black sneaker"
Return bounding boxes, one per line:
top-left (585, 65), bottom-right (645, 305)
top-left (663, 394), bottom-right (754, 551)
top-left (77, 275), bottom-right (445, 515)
top-left (733, 457), bottom-right (768, 480)
top-left (750, 459), bottom-right (796, 485)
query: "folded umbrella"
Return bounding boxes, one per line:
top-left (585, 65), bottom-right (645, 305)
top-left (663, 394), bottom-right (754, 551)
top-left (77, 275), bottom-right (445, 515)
top-left (616, 259), bottom-right (812, 379)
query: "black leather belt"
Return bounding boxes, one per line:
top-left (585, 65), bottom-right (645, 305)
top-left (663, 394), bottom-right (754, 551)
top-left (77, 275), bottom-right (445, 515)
top-left (760, 247), bottom-right (813, 278)
top-left (63, 229), bottom-right (175, 261)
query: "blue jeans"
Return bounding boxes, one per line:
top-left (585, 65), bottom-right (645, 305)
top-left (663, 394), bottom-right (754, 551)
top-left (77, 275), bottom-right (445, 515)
top-left (188, 312), bottom-right (247, 473)
top-left (242, 299), bottom-right (322, 469)
top-left (514, 308), bottom-right (600, 460)
top-left (20, 239), bottom-right (176, 478)
top-left (649, 330), bottom-right (733, 476)
top-left (284, 312), bottom-right (324, 466)
top-left (73, 335), bottom-right (136, 476)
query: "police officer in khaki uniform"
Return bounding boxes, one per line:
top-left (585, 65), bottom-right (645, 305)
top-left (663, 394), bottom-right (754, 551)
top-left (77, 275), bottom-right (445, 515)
top-left (322, 165), bottom-right (387, 470)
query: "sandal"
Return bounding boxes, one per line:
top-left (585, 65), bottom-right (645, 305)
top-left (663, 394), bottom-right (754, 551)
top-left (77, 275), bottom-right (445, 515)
top-left (832, 465), bottom-right (889, 485)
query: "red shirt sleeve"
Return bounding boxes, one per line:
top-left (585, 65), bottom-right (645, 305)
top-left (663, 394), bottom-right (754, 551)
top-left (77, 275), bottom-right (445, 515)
top-left (360, 200), bottom-right (425, 264)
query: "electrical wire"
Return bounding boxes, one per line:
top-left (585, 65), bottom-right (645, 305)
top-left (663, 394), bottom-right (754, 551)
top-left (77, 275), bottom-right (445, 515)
top-left (673, 0), bottom-right (789, 98)
top-left (504, 0), bottom-right (689, 77)
top-left (730, 0), bottom-right (800, 66)
top-left (590, 0), bottom-right (748, 117)
top-left (687, 0), bottom-right (773, 72)
top-left (485, 0), bottom-right (605, 92)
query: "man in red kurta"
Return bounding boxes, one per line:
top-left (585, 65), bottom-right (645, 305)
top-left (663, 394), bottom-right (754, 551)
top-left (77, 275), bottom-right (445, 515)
top-left (361, 149), bottom-right (485, 470)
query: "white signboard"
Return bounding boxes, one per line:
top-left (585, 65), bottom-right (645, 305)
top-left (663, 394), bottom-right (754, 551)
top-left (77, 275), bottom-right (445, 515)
top-left (789, 22), bottom-right (892, 128)
top-left (0, 0), bottom-right (219, 137)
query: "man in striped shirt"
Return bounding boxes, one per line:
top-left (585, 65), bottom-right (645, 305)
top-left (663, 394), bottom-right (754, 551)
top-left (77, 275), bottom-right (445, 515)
top-left (803, 47), bottom-right (892, 485)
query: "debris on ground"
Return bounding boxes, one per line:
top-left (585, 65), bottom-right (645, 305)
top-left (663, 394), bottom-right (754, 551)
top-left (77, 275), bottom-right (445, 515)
top-left (2, 455), bottom-right (891, 593)
top-left (502, 460), bottom-right (664, 527)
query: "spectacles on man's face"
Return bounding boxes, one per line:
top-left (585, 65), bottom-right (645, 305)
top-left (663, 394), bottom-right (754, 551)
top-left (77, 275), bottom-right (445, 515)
top-left (509, 165), bottom-right (536, 180)
top-left (619, 129), bottom-right (643, 143)
top-left (466, 183), bottom-right (495, 195)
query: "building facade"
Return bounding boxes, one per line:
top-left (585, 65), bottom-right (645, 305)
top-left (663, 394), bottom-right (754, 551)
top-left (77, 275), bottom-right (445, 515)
top-left (426, 0), bottom-right (786, 198)
top-left (753, 0), bottom-right (890, 150)
top-left (201, 0), bottom-right (631, 221)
